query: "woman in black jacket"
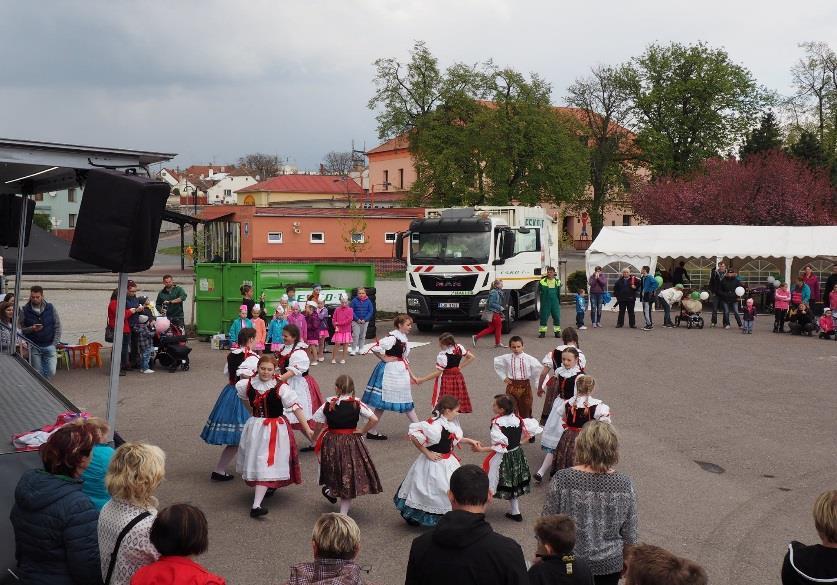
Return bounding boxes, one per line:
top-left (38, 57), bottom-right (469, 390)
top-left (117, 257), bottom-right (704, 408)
top-left (10, 422), bottom-right (103, 585)
top-left (788, 303), bottom-right (816, 336)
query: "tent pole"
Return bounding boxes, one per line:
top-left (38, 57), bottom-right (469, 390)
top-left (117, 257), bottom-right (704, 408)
top-left (784, 257), bottom-right (793, 286)
top-left (180, 225), bottom-right (185, 271)
top-left (9, 194), bottom-right (30, 356)
top-left (106, 272), bottom-right (129, 441)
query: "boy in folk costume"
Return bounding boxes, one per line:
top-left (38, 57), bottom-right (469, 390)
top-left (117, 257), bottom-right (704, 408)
top-left (276, 323), bottom-right (324, 451)
top-left (236, 355), bottom-right (314, 518)
top-left (493, 335), bottom-right (543, 420)
top-left (414, 333), bottom-right (476, 414)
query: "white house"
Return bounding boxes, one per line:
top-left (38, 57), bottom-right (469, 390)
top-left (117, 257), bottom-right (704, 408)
top-left (206, 173), bottom-right (258, 204)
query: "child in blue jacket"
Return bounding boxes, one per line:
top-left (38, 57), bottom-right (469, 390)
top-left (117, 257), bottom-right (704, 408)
top-left (574, 289), bottom-right (587, 330)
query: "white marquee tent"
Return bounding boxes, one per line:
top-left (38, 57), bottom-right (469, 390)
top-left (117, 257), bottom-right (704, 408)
top-left (585, 225), bottom-right (837, 285)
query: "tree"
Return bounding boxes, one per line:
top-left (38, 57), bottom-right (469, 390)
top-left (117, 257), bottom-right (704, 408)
top-left (238, 153), bottom-right (281, 181)
top-left (791, 42), bottom-right (835, 145)
top-left (340, 210), bottom-right (370, 260)
top-left (787, 130), bottom-right (827, 168)
top-left (620, 42), bottom-right (771, 177)
top-left (321, 151), bottom-right (355, 175)
top-left (32, 213), bottom-right (52, 231)
top-left (566, 65), bottom-right (640, 237)
top-left (631, 151), bottom-right (834, 225)
top-left (739, 111), bottom-right (783, 158)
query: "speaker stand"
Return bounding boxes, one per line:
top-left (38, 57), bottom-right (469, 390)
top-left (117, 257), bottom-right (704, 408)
top-left (106, 272), bottom-right (129, 441)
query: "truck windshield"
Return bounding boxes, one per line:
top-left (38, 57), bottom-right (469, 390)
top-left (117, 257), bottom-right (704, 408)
top-left (410, 232), bottom-right (491, 265)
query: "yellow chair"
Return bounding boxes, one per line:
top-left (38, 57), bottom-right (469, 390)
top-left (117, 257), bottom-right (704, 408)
top-left (55, 347), bottom-right (71, 371)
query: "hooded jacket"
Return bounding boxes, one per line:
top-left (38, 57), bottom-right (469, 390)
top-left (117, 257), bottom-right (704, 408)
top-left (405, 510), bottom-right (527, 585)
top-left (781, 541), bottom-right (837, 584)
top-left (10, 469), bottom-right (103, 585)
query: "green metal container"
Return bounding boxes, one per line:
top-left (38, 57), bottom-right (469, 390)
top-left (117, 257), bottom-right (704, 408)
top-left (223, 264), bottom-right (257, 300)
top-left (196, 300), bottom-right (225, 337)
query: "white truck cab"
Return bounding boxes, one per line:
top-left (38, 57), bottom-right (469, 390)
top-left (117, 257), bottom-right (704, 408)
top-left (395, 206), bottom-right (559, 332)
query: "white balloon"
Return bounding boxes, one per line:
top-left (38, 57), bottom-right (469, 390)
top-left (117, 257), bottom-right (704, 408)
top-left (699, 291), bottom-right (709, 301)
top-left (734, 286), bottom-right (745, 297)
top-left (767, 276), bottom-right (775, 283)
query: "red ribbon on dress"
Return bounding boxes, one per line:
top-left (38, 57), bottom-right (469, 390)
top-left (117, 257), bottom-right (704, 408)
top-left (262, 417), bottom-right (286, 466)
top-left (313, 428), bottom-right (355, 456)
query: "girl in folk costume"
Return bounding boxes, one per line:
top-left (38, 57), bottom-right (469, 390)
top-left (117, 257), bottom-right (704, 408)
top-left (315, 299), bottom-right (329, 362)
top-left (276, 324), bottom-right (324, 451)
top-left (414, 333), bottom-right (476, 414)
top-left (227, 305), bottom-right (253, 346)
top-left (330, 294), bottom-right (354, 364)
top-left (303, 301), bottom-right (322, 366)
top-left (251, 304), bottom-right (267, 353)
top-left (201, 328), bottom-right (259, 482)
top-left (552, 326), bottom-right (587, 369)
top-left (236, 355), bottom-right (314, 518)
top-left (493, 335), bottom-right (543, 419)
top-left (267, 304), bottom-right (287, 354)
top-left (547, 375), bottom-right (611, 477)
top-left (471, 394), bottom-right (542, 522)
top-left (286, 302), bottom-right (308, 346)
top-left (394, 395), bottom-right (480, 526)
top-left (537, 346), bottom-right (583, 426)
top-left (311, 375), bottom-right (383, 516)
top-left (362, 314), bottom-right (420, 440)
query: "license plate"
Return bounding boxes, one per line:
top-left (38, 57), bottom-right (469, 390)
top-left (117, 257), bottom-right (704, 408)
top-left (438, 302), bottom-right (459, 309)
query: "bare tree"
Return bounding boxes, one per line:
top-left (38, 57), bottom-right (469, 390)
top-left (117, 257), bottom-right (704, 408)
top-left (791, 42), bottom-right (836, 143)
top-left (238, 153), bottom-right (281, 181)
top-left (321, 151), bottom-right (355, 175)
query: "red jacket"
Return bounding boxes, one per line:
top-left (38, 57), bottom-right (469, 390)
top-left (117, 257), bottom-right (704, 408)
top-left (107, 299), bottom-right (133, 334)
top-left (130, 556), bottom-right (225, 585)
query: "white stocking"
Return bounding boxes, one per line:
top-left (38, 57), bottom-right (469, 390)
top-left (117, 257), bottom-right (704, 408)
top-left (339, 498), bottom-right (352, 515)
top-left (405, 409), bottom-right (420, 423)
top-left (214, 445), bottom-right (237, 475)
top-left (510, 498), bottom-right (521, 516)
top-left (537, 453), bottom-right (554, 478)
top-left (368, 409), bottom-right (385, 435)
top-left (253, 485), bottom-right (268, 509)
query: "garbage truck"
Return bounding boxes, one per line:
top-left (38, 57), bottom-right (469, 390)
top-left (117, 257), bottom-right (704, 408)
top-left (394, 206), bottom-right (560, 332)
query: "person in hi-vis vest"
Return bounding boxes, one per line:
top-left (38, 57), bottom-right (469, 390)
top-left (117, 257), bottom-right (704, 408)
top-left (538, 267), bottom-right (562, 338)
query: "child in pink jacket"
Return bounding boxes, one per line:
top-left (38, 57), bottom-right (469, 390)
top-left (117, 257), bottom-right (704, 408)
top-left (818, 308), bottom-right (835, 339)
top-left (773, 282), bottom-right (791, 333)
top-left (330, 294), bottom-right (354, 363)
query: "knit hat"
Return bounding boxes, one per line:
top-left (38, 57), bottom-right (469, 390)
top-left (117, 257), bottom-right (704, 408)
top-left (339, 292), bottom-right (348, 302)
top-left (306, 300), bottom-right (318, 308)
top-left (274, 304), bottom-right (285, 315)
top-left (252, 303), bottom-right (261, 312)
top-left (746, 298), bottom-right (754, 305)
top-left (239, 304), bottom-right (248, 312)
top-left (674, 284), bottom-right (684, 289)
top-left (281, 294), bottom-right (289, 302)
top-left (825, 308), bottom-right (832, 313)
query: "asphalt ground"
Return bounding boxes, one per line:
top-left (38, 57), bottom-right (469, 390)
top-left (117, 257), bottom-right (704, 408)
top-left (47, 304), bottom-right (837, 585)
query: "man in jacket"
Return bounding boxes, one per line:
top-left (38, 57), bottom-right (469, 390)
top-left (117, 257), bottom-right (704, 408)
top-left (718, 270), bottom-right (743, 329)
top-left (708, 261), bottom-right (727, 327)
top-left (658, 284), bottom-right (684, 328)
top-left (640, 266), bottom-right (659, 331)
top-left (613, 268), bottom-right (638, 328)
top-left (155, 274), bottom-right (188, 328)
top-left (20, 285), bottom-right (61, 379)
top-left (405, 464), bottom-right (528, 585)
top-left (538, 266), bottom-right (562, 338)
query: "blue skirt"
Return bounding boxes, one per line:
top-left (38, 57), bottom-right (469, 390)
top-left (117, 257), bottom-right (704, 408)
top-left (361, 361), bottom-right (414, 413)
top-left (200, 384), bottom-right (250, 446)
top-left (394, 495), bottom-right (444, 527)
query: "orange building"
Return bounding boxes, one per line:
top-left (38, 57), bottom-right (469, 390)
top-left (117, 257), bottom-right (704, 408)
top-left (199, 205), bottom-right (425, 272)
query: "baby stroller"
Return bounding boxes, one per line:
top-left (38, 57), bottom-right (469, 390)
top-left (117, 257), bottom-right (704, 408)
top-left (153, 318), bottom-right (191, 372)
top-left (675, 298), bottom-right (705, 329)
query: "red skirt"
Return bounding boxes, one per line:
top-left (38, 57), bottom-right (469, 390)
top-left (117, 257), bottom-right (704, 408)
top-left (432, 368), bottom-right (472, 413)
top-left (292, 375), bottom-right (325, 432)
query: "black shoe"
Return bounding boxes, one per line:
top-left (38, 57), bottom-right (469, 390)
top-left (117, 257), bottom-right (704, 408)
top-left (119, 370), bottom-right (127, 376)
top-left (528, 436), bottom-right (535, 443)
top-left (505, 512), bottom-right (523, 522)
top-left (264, 488), bottom-right (277, 498)
top-left (554, 332), bottom-right (560, 338)
top-left (366, 432), bottom-right (388, 440)
top-left (321, 486), bottom-right (338, 504)
top-left (534, 473), bottom-right (543, 484)
top-left (250, 506), bottom-right (269, 518)
top-left (629, 325), bottom-right (637, 329)
top-left (615, 325), bottom-right (623, 328)
top-left (538, 332), bottom-right (545, 338)
top-left (210, 472), bottom-right (234, 482)
top-left (299, 445), bottom-right (315, 452)
top-left (405, 517), bottom-right (421, 526)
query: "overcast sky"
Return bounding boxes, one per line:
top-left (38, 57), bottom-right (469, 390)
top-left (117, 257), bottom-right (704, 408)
top-left (1, 1), bottom-right (835, 171)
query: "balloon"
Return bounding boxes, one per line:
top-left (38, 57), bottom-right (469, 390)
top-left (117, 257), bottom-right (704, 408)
top-left (699, 291), bottom-right (709, 301)
top-left (734, 286), bottom-right (745, 297)
top-left (690, 291), bottom-right (700, 300)
top-left (766, 275), bottom-right (775, 284)
top-left (155, 317), bottom-right (171, 335)
top-left (654, 275), bottom-right (663, 287)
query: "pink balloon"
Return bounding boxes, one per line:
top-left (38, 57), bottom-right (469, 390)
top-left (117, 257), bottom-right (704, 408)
top-left (155, 317), bottom-right (170, 335)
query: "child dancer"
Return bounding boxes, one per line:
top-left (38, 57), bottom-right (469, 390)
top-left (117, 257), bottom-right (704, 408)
top-left (201, 328), bottom-right (259, 481)
top-left (267, 305), bottom-right (287, 354)
top-left (537, 345), bottom-right (582, 436)
top-left (415, 333), bottom-right (475, 414)
top-left (362, 314), bottom-right (420, 440)
top-left (742, 298), bottom-right (756, 334)
top-left (394, 395), bottom-right (479, 526)
top-left (303, 301), bottom-right (321, 366)
top-left (493, 335), bottom-right (543, 419)
top-left (286, 302), bottom-right (307, 343)
top-left (544, 375), bottom-right (611, 478)
top-left (316, 299), bottom-right (329, 362)
top-left (553, 326), bottom-right (587, 369)
top-left (472, 394), bottom-right (542, 522)
top-left (277, 324), bottom-right (324, 451)
top-left (330, 294), bottom-right (354, 364)
top-left (228, 305), bottom-right (253, 346)
top-left (236, 355), bottom-right (314, 518)
top-left (311, 374), bottom-right (382, 515)
top-left (774, 281), bottom-right (791, 333)
top-left (251, 303), bottom-right (267, 352)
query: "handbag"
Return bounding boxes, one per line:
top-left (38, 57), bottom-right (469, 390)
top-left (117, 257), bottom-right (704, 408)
top-left (105, 511), bottom-right (151, 585)
top-left (105, 323), bottom-right (114, 343)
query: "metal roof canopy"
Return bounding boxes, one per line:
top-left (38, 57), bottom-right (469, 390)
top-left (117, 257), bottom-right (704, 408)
top-left (0, 137), bottom-right (175, 195)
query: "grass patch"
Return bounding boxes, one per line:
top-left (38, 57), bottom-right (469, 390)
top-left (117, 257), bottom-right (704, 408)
top-left (158, 245), bottom-right (184, 256)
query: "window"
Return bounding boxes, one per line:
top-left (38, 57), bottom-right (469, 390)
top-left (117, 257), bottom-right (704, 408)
top-left (224, 189), bottom-right (232, 197)
top-left (384, 232), bottom-right (397, 243)
top-left (310, 232), bottom-right (325, 244)
top-left (383, 170), bottom-right (389, 190)
top-left (622, 214), bottom-right (632, 226)
top-left (68, 188), bottom-right (76, 203)
top-left (69, 213), bottom-right (77, 228)
top-left (513, 228), bottom-right (541, 255)
top-left (398, 168), bottom-right (404, 189)
top-left (350, 233), bottom-right (365, 244)
top-left (738, 259), bottom-right (781, 288)
top-left (267, 232), bottom-right (283, 244)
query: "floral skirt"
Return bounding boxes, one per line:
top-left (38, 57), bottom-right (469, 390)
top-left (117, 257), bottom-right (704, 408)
top-left (552, 427), bottom-right (581, 475)
top-left (492, 447), bottom-right (531, 500)
top-left (318, 433), bottom-right (382, 499)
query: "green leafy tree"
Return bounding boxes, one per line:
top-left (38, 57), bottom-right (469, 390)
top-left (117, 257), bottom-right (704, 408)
top-left (32, 213), bottom-right (52, 232)
top-left (620, 42), bottom-right (771, 177)
top-left (787, 130), bottom-right (828, 168)
top-left (740, 111), bottom-right (783, 158)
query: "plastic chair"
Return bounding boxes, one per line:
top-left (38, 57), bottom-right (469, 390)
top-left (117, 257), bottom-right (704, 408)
top-left (83, 342), bottom-right (103, 369)
top-left (55, 347), bottom-right (71, 371)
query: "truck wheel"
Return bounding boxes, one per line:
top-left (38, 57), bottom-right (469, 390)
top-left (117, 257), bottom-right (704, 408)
top-left (501, 299), bottom-right (517, 334)
top-left (416, 321), bottom-right (433, 333)
top-left (524, 293), bottom-right (540, 320)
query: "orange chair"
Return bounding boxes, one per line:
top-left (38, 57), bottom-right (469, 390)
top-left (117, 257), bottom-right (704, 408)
top-left (83, 342), bottom-right (103, 369)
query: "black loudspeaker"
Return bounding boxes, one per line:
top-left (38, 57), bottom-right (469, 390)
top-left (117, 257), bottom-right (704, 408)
top-left (70, 169), bottom-right (170, 272)
top-left (0, 195), bottom-right (35, 247)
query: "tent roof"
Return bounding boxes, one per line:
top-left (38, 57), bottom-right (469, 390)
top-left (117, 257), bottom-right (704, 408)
top-left (1, 226), bottom-right (102, 275)
top-left (586, 225), bottom-right (837, 260)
